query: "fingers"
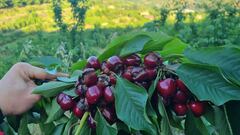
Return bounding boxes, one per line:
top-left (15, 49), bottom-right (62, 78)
top-left (22, 63), bottom-right (69, 80)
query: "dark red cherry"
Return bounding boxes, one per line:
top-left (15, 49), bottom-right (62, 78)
top-left (73, 103), bottom-right (85, 118)
top-left (145, 68), bottom-right (157, 81)
top-left (173, 104), bottom-right (188, 116)
top-left (57, 93), bottom-right (65, 104)
top-left (86, 85), bottom-right (102, 105)
top-left (101, 61), bottom-right (110, 74)
top-left (58, 94), bottom-right (74, 111)
top-left (157, 78), bottom-right (176, 98)
top-left (106, 56), bottom-right (123, 73)
top-left (122, 71), bottom-right (133, 81)
top-left (144, 52), bottom-right (162, 69)
top-left (103, 86), bottom-right (115, 103)
top-left (173, 90), bottom-right (188, 103)
top-left (124, 54), bottom-right (141, 66)
top-left (176, 79), bottom-right (190, 94)
top-left (87, 115), bottom-right (96, 129)
top-left (86, 56), bottom-right (101, 70)
top-left (83, 68), bottom-right (98, 87)
top-left (101, 107), bottom-right (117, 125)
top-left (189, 101), bottom-right (205, 117)
top-left (109, 74), bottom-right (116, 85)
top-left (75, 85), bottom-right (87, 97)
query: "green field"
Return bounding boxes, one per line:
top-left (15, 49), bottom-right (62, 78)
top-left (0, 0), bottom-right (239, 77)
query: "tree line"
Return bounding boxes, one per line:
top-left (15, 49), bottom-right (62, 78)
top-left (0, 0), bottom-right (51, 8)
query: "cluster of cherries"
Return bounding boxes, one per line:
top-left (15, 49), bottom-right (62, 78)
top-left (157, 78), bottom-right (206, 117)
top-left (56, 52), bottom-right (206, 129)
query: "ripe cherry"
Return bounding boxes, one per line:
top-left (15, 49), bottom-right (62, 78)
top-left (103, 86), bottom-right (115, 103)
top-left (176, 79), bottom-right (190, 94)
top-left (157, 78), bottom-right (176, 98)
top-left (122, 71), bottom-right (133, 81)
top-left (101, 107), bottom-right (117, 124)
top-left (73, 103), bottom-right (85, 118)
top-left (58, 94), bottom-right (74, 111)
top-left (87, 115), bottom-right (96, 129)
top-left (133, 70), bottom-right (148, 82)
top-left (86, 85), bottom-right (102, 105)
top-left (123, 54), bottom-right (141, 66)
top-left (173, 104), bottom-right (188, 116)
top-left (189, 101), bottom-right (205, 117)
top-left (83, 68), bottom-right (98, 87)
top-left (97, 74), bottom-right (109, 91)
top-left (173, 90), bottom-right (188, 103)
top-left (109, 74), bottom-right (116, 85)
top-left (145, 68), bottom-right (157, 81)
top-left (75, 85), bottom-right (87, 97)
top-left (101, 61), bottom-right (110, 74)
top-left (144, 52), bottom-right (162, 69)
top-left (86, 56), bottom-right (101, 70)
top-left (57, 93), bottom-right (65, 104)
top-left (106, 56), bottom-right (123, 73)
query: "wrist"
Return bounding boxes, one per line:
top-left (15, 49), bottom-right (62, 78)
top-left (0, 80), bottom-right (5, 115)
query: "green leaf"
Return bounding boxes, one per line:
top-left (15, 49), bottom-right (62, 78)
top-left (32, 81), bottom-right (74, 97)
top-left (45, 98), bottom-right (64, 123)
top-left (119, 35), bottom-right (151, 56)
top-left (204, 105), bottom-right (232, 135)
top-left (226, 101), bottom-right (240, 135)
top-left (140, 32), bottom-right (173, 54)
top-left (71, 60), bottom-right (87, 71)
top-left (79, 121), bottom-right (91, 135)
top-left (62, 117), bottom-right (78, 135)
top-left (157, 95), bottom-right (173, 135)
top-left (6, 116), bottom-right (20, 132)
top-left (184, 47), bottom-right (240, 86)
top-left (31, 56), bottom-right (63, 67)
top-left (114, 77), bottom-right (156, 134)
top-left (185, 112), bottom-right (209, 135)
top-left (53, 124), bottom-right (65, 135)
top-left (159, 38), bottom-right (187, 58)
top-left (95, 110), bottom-right (117, 135)
top-left (177, 63), bottom-right (240, 105)
top-left (98, 34), bottom-right (151, 61)
top-left (18, 114), bottom-right (30, 135)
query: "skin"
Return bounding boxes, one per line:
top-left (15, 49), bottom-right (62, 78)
top-left (0, 62), bottom-right (68, 115)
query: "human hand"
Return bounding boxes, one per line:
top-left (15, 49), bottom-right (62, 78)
top-left (0, 62), bottom-right (68, 115)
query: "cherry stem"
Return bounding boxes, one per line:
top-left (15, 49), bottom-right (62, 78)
top-left (75, 112), bottom-right (89, 135)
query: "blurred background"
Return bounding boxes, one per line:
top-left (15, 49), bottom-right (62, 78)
top-left (0, 0), bottom-right (239, 78)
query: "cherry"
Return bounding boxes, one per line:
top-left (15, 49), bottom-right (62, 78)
top-left (82, 68), bottom-right (98, 87)
top-left (58, 94), bottom-right (74, 111)
top-left (86, 85), bottom-right (102, 105)
top-left (122, 71), bottom-right (133, 81)
top-left (73, 103), bottom-right (85, 118)
top-left (123, 54), bottom-right (141, 66)
top-left (133, 70), bottom-right (148, 82)
top-left (97, 74), bottom-right (109, 91)
top-left (173, 90), bottom-right (188, 103)
top-left (189, 101), bottom-right (205, 117)
top-left (157, 78), bottom-right (176, 98)
top-left (86, 56), bottom-right (101, 70)
top-left (145, 68), bottom-right (157, 81)
top-left (57, 93), bottom-right (65, 104)
top-left (109, 74), bottom-right (116, 85)
top-left (101, 107), bottom-right (117, 124)
top-left (103, 86), bottom-right (115, 103)
top-left (101, 61), bottom-right (110, 74)
top-left (144, 52), bottom-right (162, 69)
top-left (176, 79), bottom-right (190, 94)
top-left (75, 85), bottom-right (87, 97)
top-left (173, 104), bottom-right (188, 116)
top-left (106, 56), bottom-right (123, 73)
top-left (87, 115), bottom-right (96, 129)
